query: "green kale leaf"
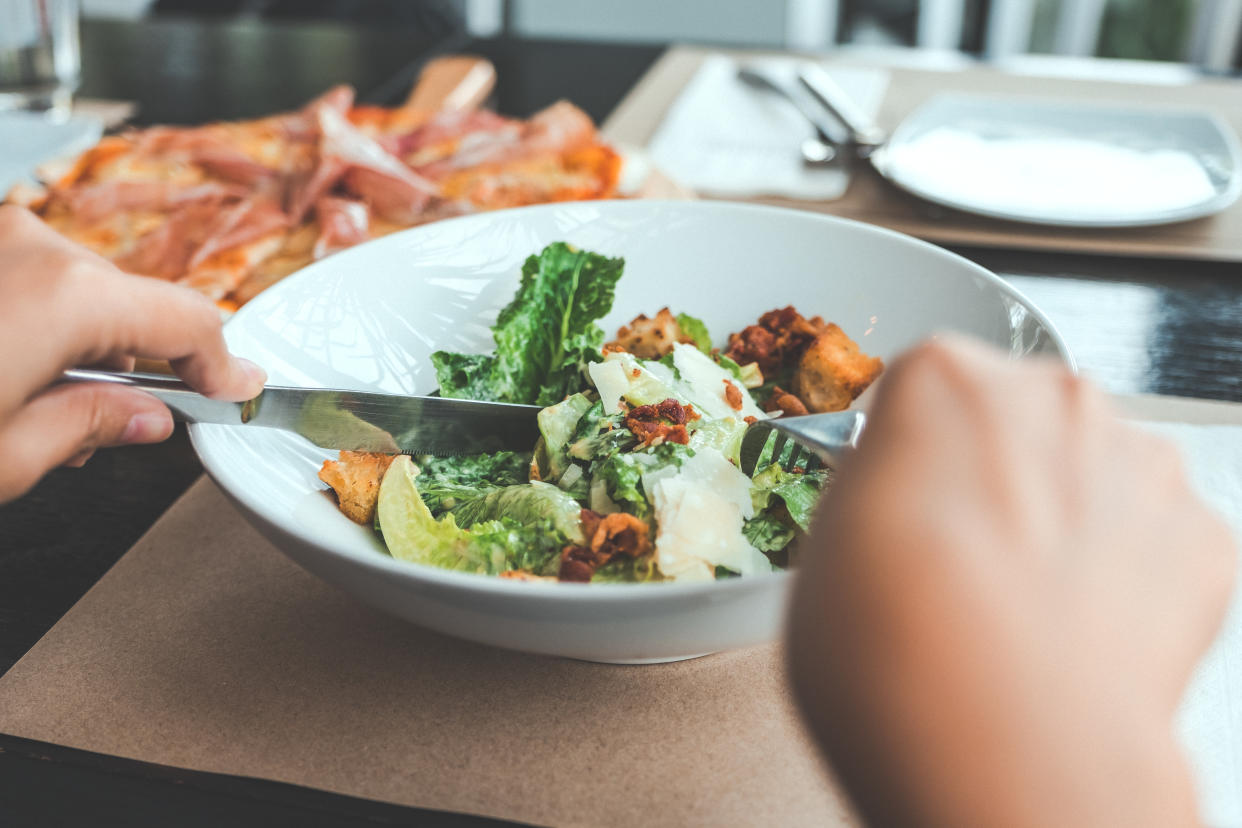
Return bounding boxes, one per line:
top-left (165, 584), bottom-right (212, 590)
top-left (414, 451), bottom-right (532, 514)
top-left (431, 243), bottom-right (625, 406)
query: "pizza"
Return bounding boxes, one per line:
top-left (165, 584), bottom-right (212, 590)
top-left (8, 86), bottom-right (622, 310)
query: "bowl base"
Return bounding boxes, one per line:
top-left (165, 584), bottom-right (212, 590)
top-left (581, 652), bottom-right (714, 665)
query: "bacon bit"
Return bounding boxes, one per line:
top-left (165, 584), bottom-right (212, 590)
top-left (764, 386), bottom-right (809, 417)
top-left (580, 508), bottom-right (603, 542)
top-left (591, 512), bottom-right (651, 559)
top-left (722, 379), bottom-right (744, 411)
top-left (744, 415), bottom-right (758, 425)
top-left (601, 342), bottom-right (627, 356)
top-left (724, 305), bottom-right (827, 375)
top-left (558, 546), bottom-right (596, 583)
top-left (625, 398), bottom-right (692, 446)
top-left (631, 368), bottom-right (642, 378)
top-left (684, 404), bottom-right (701, 422)
top-left (557, 510), bottom-right (652, 582)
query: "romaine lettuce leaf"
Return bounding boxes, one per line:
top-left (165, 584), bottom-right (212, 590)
top-left (432, 243), bottom-right (624, 406)
top-left (378, 456), bottom-right (567, 576)
top-left (448, 481), bottom-right (585, 544)
top-left (750, 463), bottom-right (831, 531)
top-left (742, 513), bottom-right (796, 553)
top-left (592, 556), bottom-right (661, 583)
top-left (593, 441), bottom-right (693, 520)
top-left (538, 392), bottom-right (594, 480)
top-left (377, 455), bottom-right (481, 572)
top-left (466, 518), bottom-right (566, 576)
top-left (675, 312), bottom-right (712, 354)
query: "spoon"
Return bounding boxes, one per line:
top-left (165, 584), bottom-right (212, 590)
top-left (735, 66), bottom-right (840, 167)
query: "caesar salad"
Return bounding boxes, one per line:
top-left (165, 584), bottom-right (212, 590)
top-left (318, 242), bottom-right (883, 583)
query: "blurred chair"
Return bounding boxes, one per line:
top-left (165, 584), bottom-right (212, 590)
top-left (927, 0), bottom-right (1240, 70)
top-left (469, 0), bottom-right (1240, 71)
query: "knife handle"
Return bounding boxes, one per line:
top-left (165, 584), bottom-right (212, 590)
top-left (57, 368), bottom-right (252, 426)
top-left (797, 64), bottom-right (887, 152)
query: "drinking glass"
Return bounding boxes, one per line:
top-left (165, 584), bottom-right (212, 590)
top-left (0, 0), bottom-right (81, 119)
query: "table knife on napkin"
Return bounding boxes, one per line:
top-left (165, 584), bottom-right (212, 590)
top-left (58, 368), bottom-right (542, 456)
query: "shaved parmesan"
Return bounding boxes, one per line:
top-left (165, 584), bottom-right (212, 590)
top-left (648, 448), bottom-right (770, 581)
top-left (670, 344), bottom-right (764, 420)
top-left (588, 358), bottom-right (630, 413)
top-left (588, 351), bottom-right (679, 410)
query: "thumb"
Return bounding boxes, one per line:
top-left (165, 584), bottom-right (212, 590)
top-left (0, 383), bottom-right (173, 502)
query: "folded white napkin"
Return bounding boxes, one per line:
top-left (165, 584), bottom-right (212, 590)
top-left (1147, 422), bottom-right (1242, 827)
top-left (647, 54), bottom-right (889, 200)
top-left (0, 110), bottom-right (102, 197)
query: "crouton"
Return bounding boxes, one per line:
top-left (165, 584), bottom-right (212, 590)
top-left (606, 307), bottom-right (697, 359)
top-left (318, 451), bottom-right (396, 525)
top-left (791, 325), bottom-right (884, 413)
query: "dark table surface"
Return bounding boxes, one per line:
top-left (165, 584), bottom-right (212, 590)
top-left (3, 14), bottom-right (1242, 828)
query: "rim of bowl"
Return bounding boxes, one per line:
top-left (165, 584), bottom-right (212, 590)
top-left (192, 199), bottom-right (1075, 603)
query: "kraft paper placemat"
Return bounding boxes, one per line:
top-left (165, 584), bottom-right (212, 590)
top-left (1, 393), bottom-right (1238, 827)
top-left (605, 47), bottom-right (1242, 263)
top-left (0, 480), bottom-right (853, 827)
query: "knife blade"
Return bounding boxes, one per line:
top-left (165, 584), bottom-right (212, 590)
top-left (58, 369), bottom-right (543, 456)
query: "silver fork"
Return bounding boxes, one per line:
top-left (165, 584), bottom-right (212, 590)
top-left (739, 410), bottom-right (866, 475)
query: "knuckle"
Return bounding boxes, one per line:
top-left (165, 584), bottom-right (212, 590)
top-left (0, 204), bottom-right (36, 237)
top-left (1059, 371), bottom-right (1107, 417)
top-left (67, 387), bottom-right (112, 448)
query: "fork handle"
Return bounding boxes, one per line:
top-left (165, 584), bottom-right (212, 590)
top-left (57, 368), bottom-right (250, 425)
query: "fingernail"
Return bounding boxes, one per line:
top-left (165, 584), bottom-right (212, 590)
top-left (237, 357), bottom-right (267, 389)
top-left (122, 412), bottom-right (173, 444)
top-left (65, 449), bottom-right (94, 468)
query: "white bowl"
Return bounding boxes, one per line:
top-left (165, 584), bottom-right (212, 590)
top-left (191, 200), bottom-right (1071, 663)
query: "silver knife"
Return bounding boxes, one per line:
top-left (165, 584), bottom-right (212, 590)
top-left (796, 63), bottom-right (888, 155)
top-left (59, 368), bottom-right (543, 456)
